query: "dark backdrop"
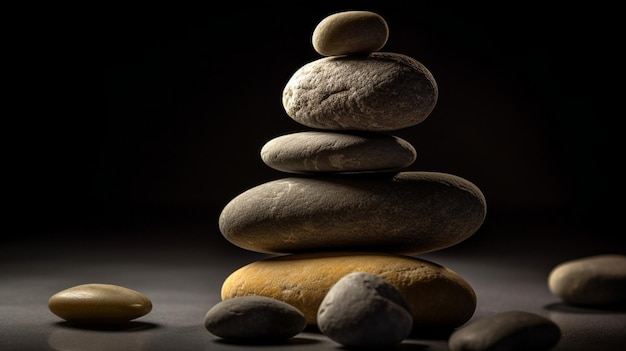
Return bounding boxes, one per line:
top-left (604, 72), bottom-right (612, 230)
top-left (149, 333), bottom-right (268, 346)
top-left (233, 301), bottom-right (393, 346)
top-left (7, 2), bottom-right (620, 242)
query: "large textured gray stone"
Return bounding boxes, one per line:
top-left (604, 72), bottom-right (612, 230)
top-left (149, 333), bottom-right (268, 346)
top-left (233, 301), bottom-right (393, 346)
top-left (218, 171), bottom-right (486, 254)
top-left (312, 10), bottom-right (389, 56)
top-left (317, 272), bottom-right (412, 347)
top-left (548, 254), bottom-right (626, 309)
top-left (448, 311), bottom-right (561, 351)
top-left (204, 295), bottom-right (306, 342)
top-left (282, 52), bottom-right (438, 131)
top-left (260, 131), bottom-right (416, 173)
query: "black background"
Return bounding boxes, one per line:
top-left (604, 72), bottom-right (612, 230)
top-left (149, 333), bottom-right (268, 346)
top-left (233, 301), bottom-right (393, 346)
top-left (7, 2), bottom-right (621, 243)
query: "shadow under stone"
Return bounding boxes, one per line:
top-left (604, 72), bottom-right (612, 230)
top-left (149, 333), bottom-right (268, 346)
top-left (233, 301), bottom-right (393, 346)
top-left (544, 302), bottom-right (626, 314)
top-left (213, 336), bottom-right (321, 346)
top-left (54, 320), bottom-right (160, 331)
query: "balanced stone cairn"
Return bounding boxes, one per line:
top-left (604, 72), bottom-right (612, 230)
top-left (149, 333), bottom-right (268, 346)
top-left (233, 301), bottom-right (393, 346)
top-left (212, 10), bottom-right (487, 345)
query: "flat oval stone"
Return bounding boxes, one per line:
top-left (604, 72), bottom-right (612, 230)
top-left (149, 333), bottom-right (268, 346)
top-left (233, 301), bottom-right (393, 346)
top-left (204, 295), bottom-right (307, 342)
top-left (218, 171), bottom-right (486, 254)
top-left (312, 10), bottom-right (389, 56)
top-left (282, 52), bottom-right (438, 131)
top-left (221, 252), bottom-right (476, 330)
top-left (448, 310), bottom-right (561, 351)
top-left (548, 254), bottom-right (626, 309)
top-left (260, 131), bottom-right (416, 173)
top-left (48, 283), bottom-right (152, 324)
top-left (317, 272), bottom-right (412, 347)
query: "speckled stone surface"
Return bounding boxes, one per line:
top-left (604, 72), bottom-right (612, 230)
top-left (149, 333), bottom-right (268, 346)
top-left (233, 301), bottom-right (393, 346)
top-left (221, 252), bottom-right (476, 329)
top-left (448, 310), bottom-right (561, 351)
top-left (260, 131), bottom-right (416, 173)
top-left (219, 171), bottom-right (486, 254)
top-left (48, 283), bottom-right (152, 324)
top-left (204, 295), bottom-right (307, 342)
top-left (282, 52), bottom-right (438, 131)
top-left (317, 272), bottom-right (412, 347)
top-left (548, 254), bottom-right (626, 309)
top-left (312, 10), bottom-right (388, 56)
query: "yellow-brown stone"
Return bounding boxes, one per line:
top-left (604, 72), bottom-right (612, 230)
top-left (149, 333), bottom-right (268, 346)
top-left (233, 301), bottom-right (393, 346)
top-left (221, 252), bottom-right (476, 329)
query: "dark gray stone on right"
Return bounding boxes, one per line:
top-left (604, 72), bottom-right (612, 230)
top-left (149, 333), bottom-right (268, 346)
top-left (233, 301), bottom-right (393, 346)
top-left (448, 310), bottom-right (561, 351)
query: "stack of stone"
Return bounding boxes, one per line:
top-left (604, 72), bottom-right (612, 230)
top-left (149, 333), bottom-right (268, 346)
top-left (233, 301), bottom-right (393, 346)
top-left (217, 10), bottom-right (487, 334)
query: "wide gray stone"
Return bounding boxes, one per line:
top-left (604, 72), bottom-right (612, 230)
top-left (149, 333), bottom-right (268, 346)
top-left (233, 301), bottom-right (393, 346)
top-left (317, 272), bottom-right (412, 347)
top-left (260, 131), bottom-right (416, 173)
top-left (218, 171), bottom-right (486, 254)
top-left (282, 52), bottom-right (438, 131)
top-left (204, 295), bottom-right (306, 342)
top-left (448, 311), bottom-right (561, 351)
top-left (548, 254), bottom-right (626, 309)
top-left (312, 10), bottom-right (389, 56)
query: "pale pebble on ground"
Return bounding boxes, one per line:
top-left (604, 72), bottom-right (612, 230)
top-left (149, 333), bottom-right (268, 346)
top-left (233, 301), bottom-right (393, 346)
top-left (548, 253), bottom-right (626, 309)
top-left (48, 283), bottom-right (152, 325)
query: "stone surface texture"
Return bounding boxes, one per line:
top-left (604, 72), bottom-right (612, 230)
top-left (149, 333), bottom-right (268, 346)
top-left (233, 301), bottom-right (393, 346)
top-left (548, 253), bottom-right (626, 308)
top-left (448, 310), bottom-right (561, 351)
top-left (282, 52), bottom-right (438, 131)
top-left (219, 171), bottom-right (486, 254)
top-left (48, 283), bottom-right (152, 324)
top-left (204, 295), bottom-right (307, 342)
top-left (260, 131), bottom-right (416, 173)
top-left (312, 10), bottom-right (389, 56)
top-left (317, 272), bottom-right (412, 347)
top-left (220, 252), bottom-right (476, 329)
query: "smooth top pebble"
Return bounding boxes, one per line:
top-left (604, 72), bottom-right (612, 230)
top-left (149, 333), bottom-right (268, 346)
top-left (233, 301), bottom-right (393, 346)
top-left (448, 310), bottom-right (561, 351)
top-left (204, 295), bottom-right (307, 342)
top-left (317, 272), bottom-right (413, 348)
top-left (48, 283), bottom-right (152, 324)
top-left (312, 10), bottom-right (389, 56)
top-left (260, 131), bottom-right (416, 173)
top-left (548, 253), bottom-right (626, 309)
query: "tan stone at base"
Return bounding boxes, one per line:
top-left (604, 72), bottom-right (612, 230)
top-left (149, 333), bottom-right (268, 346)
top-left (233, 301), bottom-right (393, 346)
top-left (221, 252), bottom-right (476, 329)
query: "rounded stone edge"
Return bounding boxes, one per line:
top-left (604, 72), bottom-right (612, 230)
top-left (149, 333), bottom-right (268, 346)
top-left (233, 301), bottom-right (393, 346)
top-left (312, 10), bottom-right (389, 56)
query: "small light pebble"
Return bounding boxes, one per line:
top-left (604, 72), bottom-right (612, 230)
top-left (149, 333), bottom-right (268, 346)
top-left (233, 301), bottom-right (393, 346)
top-left (48, 283), bottom-right (152, 324)
top-left (317, 272), bottom-right (412, 347)
top-left (312, 10), bottom-right (389, 56)
top-left (448, 310), bottom-right (561, 351)
top-left (548, 253), bottom-right (626, 308)
top-left (204, 295), bottom-right (307, 342)
top-left (260, 131), bottom-right (416, 173)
